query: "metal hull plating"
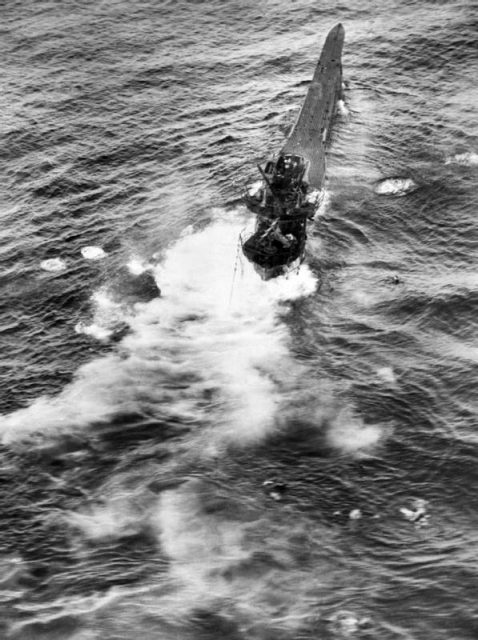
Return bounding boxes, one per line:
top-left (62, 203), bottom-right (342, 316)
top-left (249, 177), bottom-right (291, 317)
top-left (281, 23), bottom-right (344, 189)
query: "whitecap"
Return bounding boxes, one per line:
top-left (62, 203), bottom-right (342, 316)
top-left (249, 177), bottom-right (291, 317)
top-left (81, 246), bottom-right (107, 260)
top-left (445, 151), bottom-right (478, 166)
top-left (40, 257), bottom-right (67, 272)
top-left (374, 177), bottom-right (417, 196)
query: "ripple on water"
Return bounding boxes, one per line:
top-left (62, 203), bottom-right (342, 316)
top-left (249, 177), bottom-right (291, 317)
top-left (1, 1), bottom-right (478, 638)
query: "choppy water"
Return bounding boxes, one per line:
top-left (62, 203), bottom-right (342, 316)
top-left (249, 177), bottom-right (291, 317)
top-left (1, 1), bottom-right (477, 638)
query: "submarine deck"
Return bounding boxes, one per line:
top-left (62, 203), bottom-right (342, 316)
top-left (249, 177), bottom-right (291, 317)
top-left (281, 23), bottom-right (345, 189)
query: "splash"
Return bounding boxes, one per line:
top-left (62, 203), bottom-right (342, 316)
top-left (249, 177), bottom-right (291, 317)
top-left (337, 98), bottom-right (349, 117)
top-left (0, 218), bottom-right (316, 447)
top-left (316, 188), bottom-right (331, 218)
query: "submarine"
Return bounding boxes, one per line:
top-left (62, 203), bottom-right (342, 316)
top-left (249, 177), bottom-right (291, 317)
top-left (241, 23), bottom-right (345, 279)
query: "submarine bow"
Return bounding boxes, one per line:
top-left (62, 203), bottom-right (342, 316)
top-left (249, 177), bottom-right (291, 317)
top-left (281, 23), bottom-right (345, 189)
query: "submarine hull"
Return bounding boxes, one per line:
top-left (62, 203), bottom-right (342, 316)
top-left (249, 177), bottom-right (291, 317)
top-left (241, 24), bottom-right (345, 278)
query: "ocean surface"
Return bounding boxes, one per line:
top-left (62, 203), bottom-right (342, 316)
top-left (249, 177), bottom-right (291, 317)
top-left (1, 1), bottom-right (477, 638)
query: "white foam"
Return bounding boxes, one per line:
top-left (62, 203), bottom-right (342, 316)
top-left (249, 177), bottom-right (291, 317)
top-left (376, 366), bottom-right (396, 384)
top-left (329, 610), bottom-right (371, 637)
top-left (74, 321), bottom-right (113, 342)
top-left (149, 479), bottom-right (338, 627)
top-left (349, 288), bottom-right (378, 307)
top-left (445, 151), bottom-right (478, 166)
top-left (247, 180), bottom-right (263, 198)
top-left (81, 246), bottom-right (107, 260)
top-left (126, 257), bottom-right (151, 275)
top-left (66, 495), bottom-right (147, 541)
top-left (0, 352), bottom-right (125, 444)
top-left (74, 289), bottom-right (130, 342)
top-left (0, 555), bottom-right (27, 590)
top-left (337, 99), bottom-right (349, 117)
top-left (146, 481), bottom-right (250, 618)
top-left (0, 219), bottom-right (316, 446)
top-left (140, 222), bottom-right (317, 449)
top-left (156, 483), bottom-right (247, 582)
top-left (315, 188), bottom-right (331, 218)
top-left (427, 333), bottom-right (478, 364)
top-left (399, 498), bottom-right (429, 527)
top-left (40, 258), bottom-right (67, 272)
top-left (179, 224), bottom-right (194, 238)
top-left (325, 406), bottom-right (385, 455)
top-left (374, 177), bottom-right (417, 196)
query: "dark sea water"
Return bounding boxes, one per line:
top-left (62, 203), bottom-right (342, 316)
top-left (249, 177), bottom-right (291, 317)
top-left (1, 1), bottom-right (478, 638)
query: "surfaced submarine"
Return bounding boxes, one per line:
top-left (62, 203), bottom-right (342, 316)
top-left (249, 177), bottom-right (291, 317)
top-left (241, 24), bottom-right (345, 279)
